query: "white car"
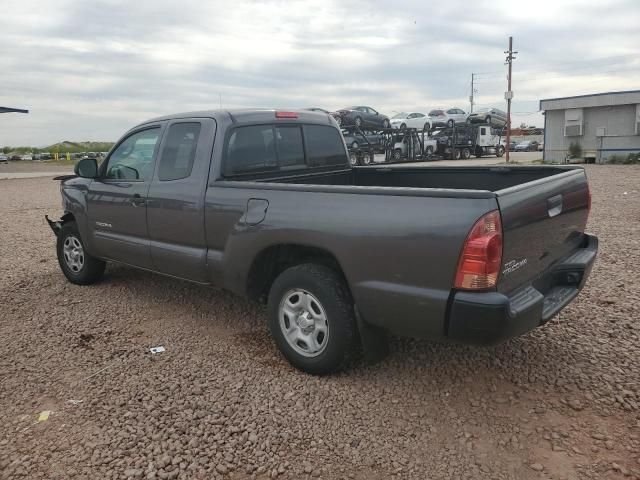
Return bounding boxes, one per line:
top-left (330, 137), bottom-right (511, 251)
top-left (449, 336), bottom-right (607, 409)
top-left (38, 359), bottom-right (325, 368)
top-left (428, 107), bottom-right (469, 127)
top-left (389, 112), bottom-right (432, 131)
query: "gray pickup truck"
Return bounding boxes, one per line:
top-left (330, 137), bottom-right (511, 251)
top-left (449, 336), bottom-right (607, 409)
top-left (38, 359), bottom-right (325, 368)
top-left (47, 109), bottom-right (597, 374)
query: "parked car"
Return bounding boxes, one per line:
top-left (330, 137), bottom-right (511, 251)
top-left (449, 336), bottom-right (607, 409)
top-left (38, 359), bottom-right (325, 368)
top-left (428, 108), bottom-right (468, 127)
top-left (47, 108), bottom-right (597, 374)
top-left (389, 112), bottom-right (432, 131)
top-left (538, 142), bottom-right (544, 152)
top-left (341, 129), bottom-right (383, 151)
top-left (515, 141), bottom-right (539, 152)
top-left (509, 141), bottom-right (518, 151)
top-left (331, 106), bottom-right (390, 129)
top-left (0, 154), bottom-right (8, 164)
top-left (9, 154), bottom-right (21, 161)
top-left (390, 131), bottom-right (437, 161)
top-left (467, 107), bottom-right (507, 127)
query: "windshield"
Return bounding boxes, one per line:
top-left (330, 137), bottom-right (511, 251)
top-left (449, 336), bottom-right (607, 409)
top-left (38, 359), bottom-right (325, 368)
top-left (392, 112), bottom-right (408, 119)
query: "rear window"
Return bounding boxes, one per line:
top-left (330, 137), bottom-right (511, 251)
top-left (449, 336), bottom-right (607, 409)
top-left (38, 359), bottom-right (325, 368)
top-left (429, 110), bottom-right (443, 116)
top-left (303, 125), bottom-right (347, 167)
top-left (224, 124), bottom-right (346, 176)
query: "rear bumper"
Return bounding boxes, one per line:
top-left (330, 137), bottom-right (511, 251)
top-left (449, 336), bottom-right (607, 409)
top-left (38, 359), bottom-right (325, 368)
top-left (447, 233), bottom-right (598, 345)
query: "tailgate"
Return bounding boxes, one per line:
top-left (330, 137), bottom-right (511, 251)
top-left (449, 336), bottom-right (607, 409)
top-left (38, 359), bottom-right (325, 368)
top-left (496, 169), bottom-right (590, 294)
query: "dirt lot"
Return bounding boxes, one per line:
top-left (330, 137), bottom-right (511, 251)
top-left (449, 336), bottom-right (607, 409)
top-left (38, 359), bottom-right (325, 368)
top-left (1, 166), bottom-right (639, 480)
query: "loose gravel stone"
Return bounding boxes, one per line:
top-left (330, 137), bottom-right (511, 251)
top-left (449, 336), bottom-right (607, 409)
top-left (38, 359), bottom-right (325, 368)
top-left (1, 165), bottom-right (639, 480)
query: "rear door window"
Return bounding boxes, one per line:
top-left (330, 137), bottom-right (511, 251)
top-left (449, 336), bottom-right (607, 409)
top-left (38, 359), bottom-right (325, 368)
top-left (224, 125), bottom-right (277, 175)
top-left (304, 125), bottom-right (348, 167)
top-left (158, 122), bottom-right (201, 181)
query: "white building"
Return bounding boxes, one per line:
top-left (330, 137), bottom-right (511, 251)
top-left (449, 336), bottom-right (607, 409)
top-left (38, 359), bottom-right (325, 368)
top-left (540, 90), bottom-right (640, 163)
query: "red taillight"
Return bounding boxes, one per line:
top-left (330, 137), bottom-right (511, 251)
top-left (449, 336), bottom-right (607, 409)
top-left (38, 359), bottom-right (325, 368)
top-left (275, 111), bottom-right (298, 119)
top-left (454, 210), bottom-right (503, 290)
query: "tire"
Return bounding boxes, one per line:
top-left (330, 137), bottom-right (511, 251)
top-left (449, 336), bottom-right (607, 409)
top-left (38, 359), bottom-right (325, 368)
top-left (382, 119), bottom-right (390, 129)
top-left (363, 152), bottom-right (374, 165)
top-left (400, 123), bottom-right (406, 129)
top-left (354, 116), bottom-right (362, 128)
top-left (448, 119), bottom-right (455, 127)
top-left (424, 122), bottom-right (430, 131)
top-left (351, 141), bottom-right (359, 150)
top-left (462, 148), bottom-right (471, 159)
top-left (267, 264), bottom-right (358, 374)
top-left (393, 149), bottom-right (402, 161)
top-left (496, 146), bottom-right (505, 157)
top-left (426, 146), bottom-right (433, 156)
top-left (349, 151), bottom-right (358, 166)
top-left (56, 221), bottom-right (105, 285)
top-left (452, 149), bottom-right (461, 160)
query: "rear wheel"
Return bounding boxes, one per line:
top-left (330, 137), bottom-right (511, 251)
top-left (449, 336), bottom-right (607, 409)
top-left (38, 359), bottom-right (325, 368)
top-left (426, 146), bottom-right (434, 156)
top-left (393, 149), bottom-right (402, 161)
top-left (354, 116), bottom-right (362, 128)
top-left (56, 221), bottom-right (105, 285)
top-left (267, 264), bottom-right (358, 374)
top-left (451, 149), bottom-right (461, 160)
top-left (362, 151), bottom-right (374, 165)
top-left (400, 123), bottom-right (406, 129)
top-left (349, 151), bottom-right (358, 166)
top-left (461, 148), bottom-right (471, 159)
top-left (382, 119), bottom-right (390, 129)
top-left (448, 119), bottom-right (455, 127)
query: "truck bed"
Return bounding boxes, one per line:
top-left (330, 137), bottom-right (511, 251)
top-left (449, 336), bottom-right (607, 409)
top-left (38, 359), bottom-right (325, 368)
top-left (257, 165), bottom-right (577, 194)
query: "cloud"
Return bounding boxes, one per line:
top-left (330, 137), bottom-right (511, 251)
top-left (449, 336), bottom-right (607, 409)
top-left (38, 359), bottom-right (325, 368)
top-left (0, 0), bottom-right (639, 144)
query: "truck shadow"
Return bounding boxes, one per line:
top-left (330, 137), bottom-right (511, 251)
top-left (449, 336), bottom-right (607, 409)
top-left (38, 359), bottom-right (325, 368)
top-left (92, 264), bottom-right (586, 390)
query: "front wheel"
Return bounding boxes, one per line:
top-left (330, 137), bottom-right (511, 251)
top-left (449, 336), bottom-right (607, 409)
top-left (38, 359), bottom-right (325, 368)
top-left (267, 264), bottom-right (358, 374)
top-left (496, 146), bottom-right (505, 157)
top-left (56, 221), bottom-right (105, 285)
top-left (393, 149), bottom-right (402, 161)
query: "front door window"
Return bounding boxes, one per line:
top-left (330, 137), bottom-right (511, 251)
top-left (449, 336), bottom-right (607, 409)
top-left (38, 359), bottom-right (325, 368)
top-left (105, 128), bottom-right (161, 181)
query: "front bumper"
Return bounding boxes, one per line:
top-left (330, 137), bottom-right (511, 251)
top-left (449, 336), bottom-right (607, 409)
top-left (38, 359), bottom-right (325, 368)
top-left (447, 233), bottom-right (598, 345)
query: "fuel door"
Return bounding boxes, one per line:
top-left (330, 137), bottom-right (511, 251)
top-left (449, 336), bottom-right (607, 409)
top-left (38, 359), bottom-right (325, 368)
top-left (245, 198), bottom-right (269, 225)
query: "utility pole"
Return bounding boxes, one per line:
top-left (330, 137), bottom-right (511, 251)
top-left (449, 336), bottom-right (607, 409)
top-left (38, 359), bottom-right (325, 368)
top-left (504, 36), bottom-right (517, 163)
top-left (469, 73), bottom-right (475, 113)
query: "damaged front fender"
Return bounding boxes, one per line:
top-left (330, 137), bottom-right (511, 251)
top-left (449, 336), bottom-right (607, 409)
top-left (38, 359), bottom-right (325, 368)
top-left (45, 213), bottom-right (74, 237)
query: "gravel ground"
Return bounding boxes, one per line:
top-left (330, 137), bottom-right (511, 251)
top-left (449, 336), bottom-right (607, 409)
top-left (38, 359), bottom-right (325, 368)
top-left (1, 166), bottom-right (639, 480)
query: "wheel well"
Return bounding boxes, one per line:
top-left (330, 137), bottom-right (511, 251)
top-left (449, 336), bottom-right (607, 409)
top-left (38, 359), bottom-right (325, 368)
top-left (246, 244), bottom-right (348, 303)
top-left (61, 212), bottom-right (75, 224)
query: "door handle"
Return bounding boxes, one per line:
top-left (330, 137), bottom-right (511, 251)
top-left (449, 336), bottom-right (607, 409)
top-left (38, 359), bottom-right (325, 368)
top-left (129, 193), bottom-right (145, 207)
top-left (547, 194), bottom-right (563, 218)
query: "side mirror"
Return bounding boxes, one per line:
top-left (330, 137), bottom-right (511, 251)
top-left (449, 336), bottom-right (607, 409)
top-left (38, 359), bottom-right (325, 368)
top-left (74, 158), bottom-right (98, 178)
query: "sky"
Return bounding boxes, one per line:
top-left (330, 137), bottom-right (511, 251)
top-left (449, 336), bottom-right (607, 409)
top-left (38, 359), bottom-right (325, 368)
top-left (1, 0), bottom-right (639, 146)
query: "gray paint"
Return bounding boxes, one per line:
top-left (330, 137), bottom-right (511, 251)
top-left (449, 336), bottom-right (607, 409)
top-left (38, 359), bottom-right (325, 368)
top-left (55, 109), bottom-right (593, 341)
top-left (540, 90), bottom-right (640, 163)
top-left (543, 103), bottom-right (640, 163)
